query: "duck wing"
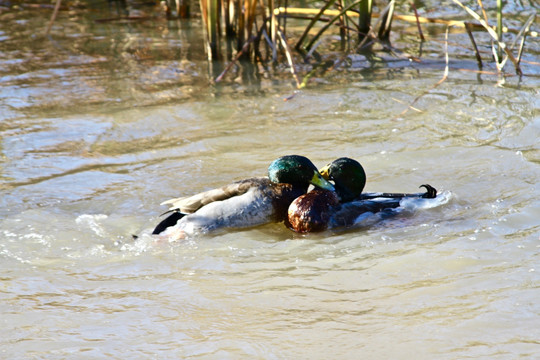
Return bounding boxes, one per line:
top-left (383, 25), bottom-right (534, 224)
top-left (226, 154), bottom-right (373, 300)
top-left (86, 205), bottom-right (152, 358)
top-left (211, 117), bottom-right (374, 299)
top-left (160, 178), bottom-right (267, 214)
top-left (152, 178), bottom-right (269, 235)
top-left (330, 198), bottom-right (402, 228)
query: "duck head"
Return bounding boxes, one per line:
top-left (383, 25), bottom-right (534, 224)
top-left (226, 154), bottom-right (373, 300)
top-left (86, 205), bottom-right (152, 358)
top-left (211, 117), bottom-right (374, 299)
top-left (268, 155), bottom-right (335, 192)
top-left (319, 157), bottom-right (366, 202)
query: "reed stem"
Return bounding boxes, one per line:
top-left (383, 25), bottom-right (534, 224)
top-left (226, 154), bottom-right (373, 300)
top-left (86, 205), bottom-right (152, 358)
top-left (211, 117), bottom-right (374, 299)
top-left (358, 0), bottom-right (372, 41)
top-left (496, 0), bottom-right (503, 62)
top-left (45, 0), bottom-right (62, 36)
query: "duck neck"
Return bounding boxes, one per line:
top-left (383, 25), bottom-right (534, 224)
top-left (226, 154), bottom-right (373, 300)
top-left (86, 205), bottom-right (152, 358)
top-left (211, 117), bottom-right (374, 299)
top-left (291, 182), bottom-right (310, 194)
top-left (335, 184), bottom-right (358, 202)
top-left (336, 178), bottom-right (368, 202)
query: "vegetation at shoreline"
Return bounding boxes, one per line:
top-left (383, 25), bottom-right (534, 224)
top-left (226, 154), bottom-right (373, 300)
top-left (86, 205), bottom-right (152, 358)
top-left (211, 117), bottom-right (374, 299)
top-left (31, 0), bottom-right (540, 88)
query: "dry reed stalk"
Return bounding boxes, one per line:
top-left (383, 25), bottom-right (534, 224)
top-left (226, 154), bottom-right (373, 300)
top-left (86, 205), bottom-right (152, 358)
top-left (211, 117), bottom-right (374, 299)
top-left (327, 2), bottom-right (413, 73)
top-left (45, 0), bottom-right (63, 36)
top-left (465, 22), bottom-right (483, 68)
top-left (215, 36), bottom-right (257, 82)
top-left (276, 27), bottom-right (302, 88)
top-left (295, 0), bottom-right (338, 51)
top-left (275, 7), bottom-right (473, 29)
top-left (509, 12), bottom-right (536, 69)
top-left (450, 0), bottom-right (522, 75)
top-left (200, 0), bottom-right (221, 60)
top-left (304, 0), bottom-right (365, 53)
top-left (275, 6), bottom-right (538, 37)
top-left (410, 1), bottom-right (425, 41)
top-left (377, 0), bottom-right (395, 41)
top-left (475, 0), bottom-right (489, 23)
top-left (391, 97), bottom-right (422, 113)
top-left (496, 0), bottom-right (503, 61)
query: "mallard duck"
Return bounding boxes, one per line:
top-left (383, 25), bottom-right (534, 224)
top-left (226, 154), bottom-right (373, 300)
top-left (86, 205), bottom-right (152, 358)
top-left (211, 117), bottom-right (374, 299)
top-left (152, 155), bottom-right (335, 240)
top-left (288, 157), bottom-right (438, 233)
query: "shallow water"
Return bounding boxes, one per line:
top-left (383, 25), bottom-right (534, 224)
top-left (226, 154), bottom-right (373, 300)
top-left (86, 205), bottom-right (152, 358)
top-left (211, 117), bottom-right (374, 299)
top-left (1, 0), bottom-right (540, 358)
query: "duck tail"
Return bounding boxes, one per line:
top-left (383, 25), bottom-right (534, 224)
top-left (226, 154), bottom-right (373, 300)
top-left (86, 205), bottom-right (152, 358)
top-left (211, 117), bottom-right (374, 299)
top-left (152, 211), bottom-right (186, 235)
top-left (420, 184), bottom-right (437, 198)
top-left (360, 184), bottom-right (438, 200)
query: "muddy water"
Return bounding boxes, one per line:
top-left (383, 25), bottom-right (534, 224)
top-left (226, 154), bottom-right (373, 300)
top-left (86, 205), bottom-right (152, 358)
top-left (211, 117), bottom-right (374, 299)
top-left (1, 1), bottom-right (540, 358)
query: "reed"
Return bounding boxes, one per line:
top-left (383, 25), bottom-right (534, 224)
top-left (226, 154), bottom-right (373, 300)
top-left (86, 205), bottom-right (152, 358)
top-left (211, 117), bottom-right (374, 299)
top-left (496, 0), bottom-right (503, 61)
top-left (357, 0), bottom-right (372, 41)
top-left (197, 0), bottom-right (381, 64)
top-left (191, 0), bottom-right (538, 83)
top-left (450, 0), bottom-right (533, 75)
top-left (303, 0), bottom-right (365, 53)
top-left (200, 0), bottom-right (220, 60)
top-left (42, 0), bottom-right (537, 82)
top-left (199, 0), bottom-right (262, 61)
top-left (45, 0), bottom-right (63, 36)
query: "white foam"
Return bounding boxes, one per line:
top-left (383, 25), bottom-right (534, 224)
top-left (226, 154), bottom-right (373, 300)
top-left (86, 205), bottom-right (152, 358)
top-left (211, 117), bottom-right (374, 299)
top-left (75, 214), bottom-right (108, 238)
top-left (399, 190), bottom-right (453, 211)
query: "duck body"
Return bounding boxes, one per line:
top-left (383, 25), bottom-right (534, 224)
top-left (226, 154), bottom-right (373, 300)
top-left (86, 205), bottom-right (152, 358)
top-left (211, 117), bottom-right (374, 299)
top-left (288, 157), bottom-right (438, 233)
top-left (158, 178), bottom-right (304, 239)
top-left (153, 155), bottom-right (334, 240)
top-left (288, 189), bottom-right (408, 233)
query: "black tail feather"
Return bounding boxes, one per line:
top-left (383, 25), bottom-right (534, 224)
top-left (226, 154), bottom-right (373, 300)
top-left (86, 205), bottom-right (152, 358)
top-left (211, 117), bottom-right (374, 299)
top-left (359, 184), bottom-right (438, 200)
top-left (152, 211), bottom-right (185, 235)
top-left (420, 184), bottom-right (437, 198)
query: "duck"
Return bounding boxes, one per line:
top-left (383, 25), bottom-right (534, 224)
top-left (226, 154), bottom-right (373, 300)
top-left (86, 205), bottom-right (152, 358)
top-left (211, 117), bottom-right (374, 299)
top-left (287, 157), bottom-right (438, 233)
top-left (152, 155), bottom-right (335, 240)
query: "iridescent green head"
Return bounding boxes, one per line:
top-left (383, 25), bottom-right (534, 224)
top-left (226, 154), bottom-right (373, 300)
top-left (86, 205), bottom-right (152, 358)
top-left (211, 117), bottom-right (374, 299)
top-left (268, 155), bottom-right (335, 192)
top-left (319, 157), bottom-right (366, 202)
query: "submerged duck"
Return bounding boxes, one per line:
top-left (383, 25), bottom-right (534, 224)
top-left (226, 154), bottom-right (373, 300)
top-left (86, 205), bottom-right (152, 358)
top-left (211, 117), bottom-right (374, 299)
top-left (288, 157), bottom-right (437, 233)
top-left (152, 155), bottom-right (335, 240)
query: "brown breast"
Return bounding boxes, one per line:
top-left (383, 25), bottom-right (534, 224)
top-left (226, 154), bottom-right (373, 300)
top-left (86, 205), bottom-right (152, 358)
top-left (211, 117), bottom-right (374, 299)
top-left (287, 190), bottom-right (340, 233)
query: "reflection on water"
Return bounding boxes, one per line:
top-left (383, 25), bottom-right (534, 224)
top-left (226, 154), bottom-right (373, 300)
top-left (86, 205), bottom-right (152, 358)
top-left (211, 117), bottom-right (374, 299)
top-left (1, 0), bottom-right (540, 358)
